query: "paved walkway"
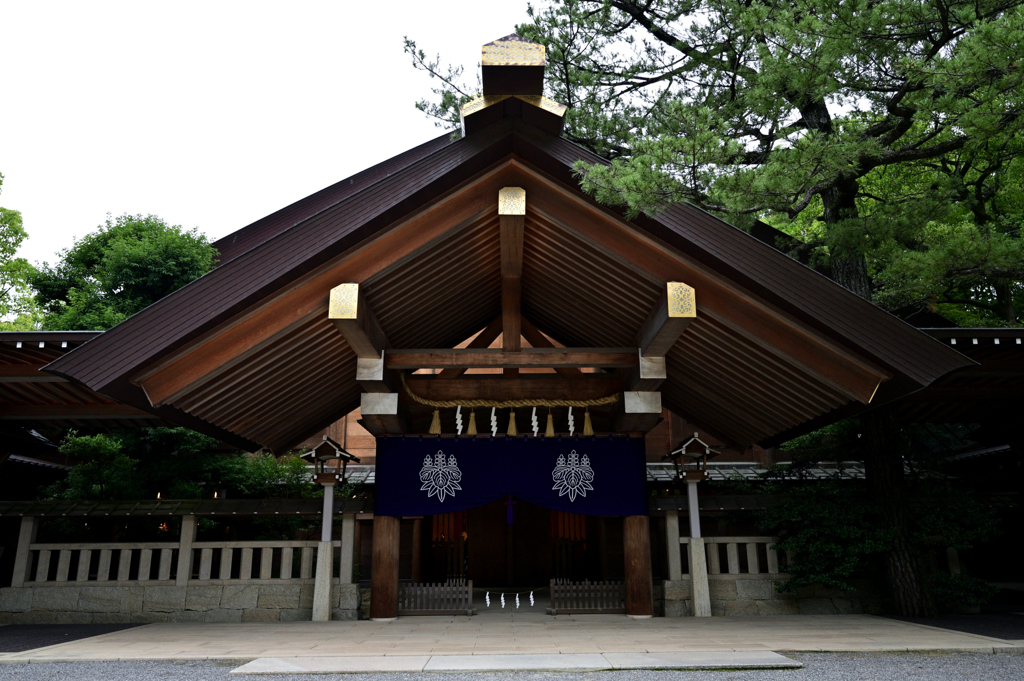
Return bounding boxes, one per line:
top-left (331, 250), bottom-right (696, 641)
top-left (0, 613), bottom-right (1020, 665)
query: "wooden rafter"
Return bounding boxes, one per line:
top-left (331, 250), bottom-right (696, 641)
top-left (385, 347), bottom-right (638, 370)
top-left (0, 364), bottom-right (68, 383)
top-left (625, 282), bottom-right (696, 391)
top-left (520, 318), bottom-right (583, 378)
top-left (437, 316), bottom-right (503, 379)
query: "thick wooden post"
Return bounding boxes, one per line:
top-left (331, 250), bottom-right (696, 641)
top-left (623, 515), bottom-right (653, 618)
top-left (370, 515), bottom-right (400, 620)
top-left (411, 517), bottom-right (422, 584)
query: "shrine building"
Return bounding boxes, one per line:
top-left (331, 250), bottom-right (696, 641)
top-left (1, 36), bottom-right (986, 622)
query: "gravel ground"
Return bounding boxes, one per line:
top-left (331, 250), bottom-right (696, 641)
top-left (1, 654), bottom-right (1023, 681)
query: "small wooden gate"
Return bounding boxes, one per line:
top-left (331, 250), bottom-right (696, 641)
top-left (398, 580), bottom-right (476, 616)
top-left (547, 580), bottom-right (626, 614)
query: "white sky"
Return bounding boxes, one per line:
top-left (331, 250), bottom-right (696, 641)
top-left (0, 1), bottom-right (530, 266)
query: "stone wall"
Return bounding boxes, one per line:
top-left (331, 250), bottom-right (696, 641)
top-left (0, 581), bottom-right (360, 624)
top-left (663, 576), bottom-right (882, 616)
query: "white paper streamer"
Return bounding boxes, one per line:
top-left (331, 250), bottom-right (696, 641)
top-left (485, 592), bottom-right (490, 607)
top-left (531, 407), bottom-right (539, 436)
top-left (500, 593), bottom-right (505, 608)
top-left (456, 405), bottom-right (463, 435)
top-left (529, 591), bottom-right (534, 606)
top-left (515, 594), bottom-right (520, 608)
top-left (568, 406), bottom-right (575, 435)
top-left (490, 407), bottom-right (498, 436)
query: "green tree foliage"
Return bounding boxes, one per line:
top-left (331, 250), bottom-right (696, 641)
top-left (0, 172), bottom-right (39, 328)
top-left (754, 419), bottom-right (999, 609)
top-left (410, 0), bottom-right (1024, 308)
top-left (44, 427), bottom-right (320, 503)
top-left (31, 213), bottom-right (217, 330)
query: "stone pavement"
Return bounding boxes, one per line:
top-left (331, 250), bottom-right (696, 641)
top-left (0, 612), bottom-right (1021, 666)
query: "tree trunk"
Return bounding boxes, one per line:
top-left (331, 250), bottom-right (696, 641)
top-left (861, 408), bottom-right (936, 617)
top-left (821, 178), bottom-right (872, 300)
top-left (994, 280), bottom-right (1016, 324)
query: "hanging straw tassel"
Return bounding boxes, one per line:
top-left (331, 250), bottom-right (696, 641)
top-left (507, 409), bottom-right (518, 435)
top-left (467, 410), bottom-right (477, 435)
top-left (583, 407), bottom-right (594, 436)
top-left (545, 410), bottom-right (555, 437)
top-left (429, 409), bottom-right (442, 434)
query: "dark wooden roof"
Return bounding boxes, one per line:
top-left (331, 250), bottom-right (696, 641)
top-left (44, 117), bottom-right (972, 452)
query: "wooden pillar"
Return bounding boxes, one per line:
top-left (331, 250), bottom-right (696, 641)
top-left (411, 517), bottom-right (422, 584)
top-left (623, 515), bottom-right (653, 618)
top-left (370, 515), bottom-right (400, 620)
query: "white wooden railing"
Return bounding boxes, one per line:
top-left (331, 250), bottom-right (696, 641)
top-left (680, 536), bottom-right (789, 577)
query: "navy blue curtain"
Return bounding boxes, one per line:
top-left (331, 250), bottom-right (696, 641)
top-left (374, 436), bottom-right (648, 517)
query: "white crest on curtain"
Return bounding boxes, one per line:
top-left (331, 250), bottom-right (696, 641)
top-left (419, 451), bottom-right (462, 502)
top-left (551, 450), bottom-right (594, 502)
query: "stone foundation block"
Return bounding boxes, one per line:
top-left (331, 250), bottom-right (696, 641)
top-left (92, 612), bottom-right (135, 624)
top-left (52, 611), bottom-right (95, 624)
top-left (203, 608), bottom-right (243, 623)
top-left (144, 586), bottom-right (187, 612)
top-left (662, 580), bottom-right (691, 601)
top-left (0, 588), bottom-right (32, 612)
top-left (719, 600), bottom-right (759, 616)
top-left (78, 587), bottom-right (123, 613)
top-left (257, 584), bottom-right (300, 609)
top-left (280, 608), bottom-right (313, 622)
top-left (708, 580), bottom-right (738, 601)
top-left (33, 587), bottom-right (81, 612)
top-left (797, 598), bottom-right (839, 615)
top-left (242, 608), bottom-right (281, 622)
top-left (337, 584), bottom-right (360, 610)
top-left (331, 608), bottom-right (358, 621)
top-left (185, 585), bottom-right (223, 611)
top-left (300, 584), bottom-right (315, 609)
top-left (755, 599), bottom-right (801, 615)
top-left (221, 585), bottom-right (259, 610)
top-left (663, 599), bottom-right (690, 617)
top-left (736, 579), bottom-right (773, 601)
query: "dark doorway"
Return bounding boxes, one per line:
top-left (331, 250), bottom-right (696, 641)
top-left (420, 499), bottom-right (625, 588)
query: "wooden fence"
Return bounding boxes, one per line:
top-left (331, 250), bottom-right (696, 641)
top-left (547, 580), bottom-right (625, 614)
top-left (397, 581), bottom-right (475, 616)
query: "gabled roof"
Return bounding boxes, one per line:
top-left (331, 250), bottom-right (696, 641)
top-left (45, 117), bottom-right (972, 452)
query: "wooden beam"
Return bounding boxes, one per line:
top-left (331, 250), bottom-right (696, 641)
top-left (500, 187), bottom-right (525, 376)
top-left (613, 391), bottom-right (663, 434)
top-left (385, 347), bottom-right (638, 370)
top-left (0, 365), bottom-right (68, 383)
top-left (519, 317), bottom-right (583, 378)
top-left (624, 282), bottom-right (696, 391)
top-left (437, 316), bottom-right (504, 379)
top-left (358, 392), bottom-right (406, 435)
top-left (404, 374), bottom-right (621, 402)
top-left (328, 283), bottom-right (389, 359)
top-left (516, 162), bottom-right (891, 404)
top-left (0, 404), bottom-right (154, 420)
top-left (133, 161), bottom-right (516, 408)
top-left (638, 282), bottom-right (697, 356)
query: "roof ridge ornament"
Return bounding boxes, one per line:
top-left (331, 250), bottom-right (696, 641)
top-left (461, 36), bottom-right (566, 137)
